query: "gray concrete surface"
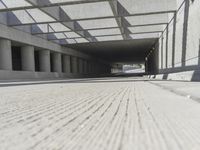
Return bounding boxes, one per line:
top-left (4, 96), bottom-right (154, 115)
top-left (21, 46), bottom-right (35, 71)
top-left (52, 53), bottom-right (62, 73)
top-left (0, 23), bottom-right (93, 60)
top-left (62, 55), bottom-right (71, 74)
top-left (149, 80), bottom-right (200, 101)
top-left (72, 56), bottom-right (78, 74)
top-left (0, 39), bottom-right (12, 70)
top-left (39, 50), bottom-right (51, 73)
top-left (0, 77), bottom-right (200, 150)
top-left (0, 0), bottom-right (199, 81)
top-left (156, 0), bottom-right (200, 80)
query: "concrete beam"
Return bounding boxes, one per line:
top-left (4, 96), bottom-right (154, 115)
top-left (109, 1), bottom-right (127, 39)
top-left (24, 0), bottom-right (97, 42)
top-left (49, 31), bottom-right (162, 41)
top-left (0, 0), bottom-right (109, 12)
top-left (0, 23), bottom-right (93, 60)
top-left (32, 23), bottom-right (168, 35)
top-left (8, 11), bottom-right (174, 27)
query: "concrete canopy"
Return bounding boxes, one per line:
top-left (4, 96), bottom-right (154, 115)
top-left (0, 0), bottom-right (177, 45)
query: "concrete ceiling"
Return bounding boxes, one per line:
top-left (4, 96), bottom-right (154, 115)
top-left (66, 38), bottom-right (157, 63)
top-left (0, 0), bottom-right (176, 45)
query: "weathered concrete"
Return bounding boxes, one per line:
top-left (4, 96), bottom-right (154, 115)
top-left (52, 53), bottom-right (62, 73)
top-left (71, 56), bottom-right (78, 74)
top-left (0, 77), bottom-right (200, 150)
top-left (0, 39), bottom-right (12, 70)
top-left (0, 70), bottom-right (81, 80)
top-left (0, 23), bottom-right (92, 60)
top-left (62, 55), bottom-right (71, 74)
top-left (21, 46), bottom-right (35, 71)
top-left (155, 0), bottom-right (200, 81)
top-left (0, 18), bottom-right (110, 80)
top-left (78, 58), bottom-right (84, 74)
top-left (83, 60), bottom-right (88, 74)
top-left (2, 0), bottom-right (199, 80)
top-left (39, 50), bottom-right (51, 72)
top-left (149, 70), bottom-right (200, 81)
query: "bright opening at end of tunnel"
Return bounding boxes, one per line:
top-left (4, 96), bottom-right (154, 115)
top-left (111, 64), bottom-right (145, 75)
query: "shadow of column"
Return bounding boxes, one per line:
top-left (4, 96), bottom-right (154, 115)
top-left (181, 0), bottom-right (190, 67)
top-left (192, 39), bottom-right (200, 81)
top-left (161, 35), bottom-right (164, 69)
top-left (165, 25), bottom-right (169, 68)
top-left (172, 12), bottom-right (177, 68)
top-left (162, 73), bottom-right (169, 80)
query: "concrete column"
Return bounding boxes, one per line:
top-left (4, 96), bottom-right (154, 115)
top-left (83, 60), bottom-right (87, 74)
top-left (90, 63), bottom-right (93, 74)
top-left (87, 62), bottom-right (90, 74)
top-left (95, 63), bottom-right (98, 74)
top-left (94, 64), bottom-right (98, 74)
top-left (0, 39), bottom-right (12, 70)
top-left (91, 63), bottom-right (94, 74)
top-left (82, 60), bottom-right (85, 74)
top-left (79, 59), bottom-right (83, 74)
top-left (72, 56), bottom-right (78, 74)
top-left (21, 46), bottom-right (35, 71)
top-left (63, 55), bottom-right (70, 73)
top-left (39, 50), bottom-right (50, 72)
top-left (52, 53), bottom-right (62, 73)
top-left (76, 57), bottom-right (79, 74)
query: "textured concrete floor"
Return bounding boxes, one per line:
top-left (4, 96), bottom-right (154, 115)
top-left (0, 77), bottom-right (200, 150)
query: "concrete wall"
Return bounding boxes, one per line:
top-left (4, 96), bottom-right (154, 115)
top-left (0, 20), bottom-right (111, 80)
top-left (0, 70), bottom-right (79, 80)
top-left (145, 42), bottom-right (159, 75)
top-left (0, 23), bottom-right (91, 60)
top-left (153, 0), bottom-right (200, 81)
top-left (0, 42), bottom-right (111, 80)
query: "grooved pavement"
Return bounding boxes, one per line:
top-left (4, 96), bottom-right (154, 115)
top-left (0, 77), bottom-right (200, 150)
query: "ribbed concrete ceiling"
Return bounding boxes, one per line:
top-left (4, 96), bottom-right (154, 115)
top-left (0, 0), bottom-right (178, 45)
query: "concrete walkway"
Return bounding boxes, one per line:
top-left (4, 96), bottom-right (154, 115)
top-left (0, 77), bottom-right (200, 150)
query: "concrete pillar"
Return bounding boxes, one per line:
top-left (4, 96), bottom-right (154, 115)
top-left (52, 53), bottom-right (62, 73)
top-left (88, 62), bottom-right (92, 74)
top-left (96, 64), bottom-right (101, 74)
top-left (63, 55), bottom-right (70, 73)
top-left (90, 63), bottom-right (93, 74)
top-left (0, 39), bottom-right (12, 70)
top-left (95, 64), bottom-right (98, 74)
top-left (75, 57), bottom-right (79, 74)
top-left (72, 56), bottom-right (78, 74)
top-left (83, 60), bottom-right (87, 74)
top-left (21, 46), bottom-right (35, 71)
top-left (79, 58), bottom-right (83, 74)
top-left (91, 63), bottom-right (94, 74)
top-left (39, 50), bottom-right (50, 72)
top-left (82, 60), bottom-right (85, 74)
top-left (95, 63), bottom-right (99, 74)
top-left (92, 64), bottom-right (95, 74)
